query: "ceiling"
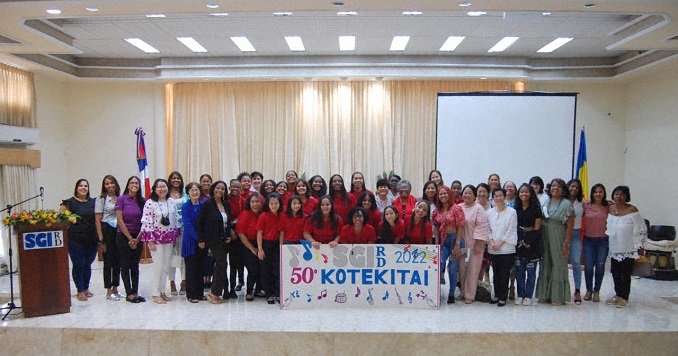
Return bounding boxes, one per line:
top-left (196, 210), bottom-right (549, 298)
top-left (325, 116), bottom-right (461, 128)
top-left (1, 0), bottom-right (678, 81)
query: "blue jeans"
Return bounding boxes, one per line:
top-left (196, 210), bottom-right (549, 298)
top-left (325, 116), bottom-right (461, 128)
top-left (584, 236), bottom-right (609, 292)
top-left (515, 259), bottom-right (537, 299)
top-left (440, 233), bottom-right (464, 295)
top-left (569, 229), bottom-right (582, 291)
top-left (68, 241), bottom-right (98, 293)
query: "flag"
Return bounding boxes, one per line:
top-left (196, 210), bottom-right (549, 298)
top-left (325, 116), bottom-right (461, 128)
top-left (135, 127), bottom-right (151, 199)
top-left (575, 128), bottom-right (588, 200)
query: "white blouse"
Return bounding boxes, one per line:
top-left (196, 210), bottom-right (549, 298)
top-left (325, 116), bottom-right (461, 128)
top-left (606, 212), bottom-right (646, 261)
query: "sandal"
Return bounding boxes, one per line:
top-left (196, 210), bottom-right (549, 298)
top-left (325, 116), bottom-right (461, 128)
top-left (126, 296), bottom-right (141, 303)
top-left (267, 296), bottom-right (275, 304)
top-left (77, 292), bottom-right (88, 301)
top-left (179, 280), bottom-right (186, 295)
top-left (170, 281), bottom-right (178, 296)
top-left (189, 298), bottom-right (199, 303)
top-left (160, 293), bottom-right (171, 302)
top-left (84, 290), bottom-right (94, 298)
top-left (245, 294), bottom-right (254, 301)
top-left (152, 296), bottom-right (166, 304)
top-left (207, 291), bottom-right (224, 304)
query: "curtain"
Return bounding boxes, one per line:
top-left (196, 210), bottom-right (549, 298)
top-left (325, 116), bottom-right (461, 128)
top-left (168, 80), bottom-right (522, 191)
top-left (0, 165), bottom-right (37, 268)
top-left (0, 62), bottom-right (36, 127)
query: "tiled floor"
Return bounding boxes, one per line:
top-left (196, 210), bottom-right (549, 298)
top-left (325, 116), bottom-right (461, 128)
top-left (1, 259), bottom-right (677, 334)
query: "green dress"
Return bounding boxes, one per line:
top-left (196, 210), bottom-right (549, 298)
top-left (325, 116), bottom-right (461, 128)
top-left (536, 198), bottom-right (574, 303)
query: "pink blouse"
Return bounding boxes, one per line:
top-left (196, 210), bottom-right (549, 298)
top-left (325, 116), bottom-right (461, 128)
top-left (431, 204), bottom-right (465, 238)
top-left (583, 201), bottom-right (608, 238)
top-left (461, 202), bottom-right (490, 248)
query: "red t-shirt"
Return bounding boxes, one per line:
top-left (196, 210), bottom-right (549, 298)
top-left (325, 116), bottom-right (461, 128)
top-left (406, 218), bottom-right (433, 244)
top-left (301, 197), bottom-right (319, 216)
top-left (366, 208), bottom-right (382, 231)
top-left (377, 220), bottom-right (407, 243)
top-left (348, 189), bottom-right (374, 204)
top-left (278, 214), bottom-right (306, 242)
top-left (256, 211), bottom-right (280, 242)
top-left (392, 195), bottom-right (418, 224)
top-left (304, 215), bottom-right (343, 244)
top-left (236, 210), bottom-right (259, 241)
top-left (240, 190), bottom-right (253, 201)
top-left (333, 194), bottom-right (357, 224)
top-left (227, 195), bottom-right (245, 221)
top-left (339, 224), bottom-right (377, 244)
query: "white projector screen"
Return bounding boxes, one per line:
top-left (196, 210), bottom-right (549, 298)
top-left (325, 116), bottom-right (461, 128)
top-left (435, 92), bottom-right (577, 188)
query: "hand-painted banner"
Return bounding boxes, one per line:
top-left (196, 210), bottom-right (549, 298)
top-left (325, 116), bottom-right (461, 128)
top-left (280, 243), bottom-right (440, 309)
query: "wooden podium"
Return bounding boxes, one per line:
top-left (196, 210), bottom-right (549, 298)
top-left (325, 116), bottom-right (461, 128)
top-left (17, 223), bottom-right (71, 318)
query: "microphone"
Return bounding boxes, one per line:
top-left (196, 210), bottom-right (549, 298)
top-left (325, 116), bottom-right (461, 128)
top-left (40, 186), bottom-right (44, 201)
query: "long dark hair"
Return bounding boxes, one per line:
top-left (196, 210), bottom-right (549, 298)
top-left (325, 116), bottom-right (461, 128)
top-left (380, 206), bottom-right (400, 242)
top-left (421, 180), bottom-right (438, 206)
top-left (295, 179), bottom-right (312, 200)
top-left (123, 176), bottom-right (145, 209)
top-left (356, 191), bottom-right (377, 212)
top-left (99, 175), bottom-right (120, 198)
top-left (517, 183), bottom-right (542, 218)
top-left (309, 175), bottom-right (328, 198)
top-left (567, 178), bottom-right (584, 202)
top-left (349, 171), bottom-right (366, 194)
top-left (590, 183), bottom-right (608, 206)
top-left (408, 201), bottom-right (430, 238)
top-left (329, 174), bottom-right (349, 204)
top-left (149, 179), bottom-right (169, 202)
top-left (259, 179), bottom-right (276, 200)
top-left (286, 195), bottom-right (304, 218)
top-left (209, 180), bottom-right (228, 205)
top-left (263, 192), bottom-right (283, 213)
top-left (310, 195), bottom-right (339, 230)
top-left (546, 178), bottom-right (569, 200)
top-left (73, 178), bottom-right (90, 199)
top-left (167, 171), bottom-right (184, 195)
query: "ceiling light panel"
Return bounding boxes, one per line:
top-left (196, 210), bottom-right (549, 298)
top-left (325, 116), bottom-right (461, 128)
top-left (231, 36), bottom-right (256, 52)
top-left (390, 36), bottom-right (410, 51)
top-left (488, 36), bottom-right (519, 52)
top-left (285, 36), bottom-right (305, 51)
top-left (177, 37), bottom-right (207, 52)
top-left (439, 36), bottom-right (465, 51)
top-left (339, 36), bottom-right (355, 51)
top-left (537, 37), bottom-right (573, 53)
top-left (125, 38), bottom-right (159, 53)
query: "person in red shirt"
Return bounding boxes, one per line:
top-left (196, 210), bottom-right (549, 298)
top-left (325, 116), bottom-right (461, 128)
top-left (340, 207), bottom-right (377, 244)
top-left (378, 206), bottom-right (406, 244)
top-left (278, 195), bottom-right (305, 244)
top-left (357, 191), bottom-right (381, 232)
top-left (238, 172), bottom-right (253, 200)
top-left (256, 193), bottom-right (283, 304)
top-left (349, 171), bottom-right (373, 202)
top-left (259, 179), bottom-right (276, 201)
top-left (304, 195), bottom-right (343, 248)
top-left (421, 180), bottom-right (438, 212)
top-left (309, 175), bottom-right (327, 199)
top-left (397, 201), bottom-right (433, 244)
top-left (285, 170), bottom-right (298, 201)
top-left (392, 180), bottom-right (417, 224)
top-left (226, 178), bottom-right (246, 294)
top-left (329, 174), bottom-right (356, 224)
top-left (274, 181), bottom-right (290, 211)
top-left (294, 179), bottom-right (318, 216)
top-left (236, 192), bottom-right (264, 301)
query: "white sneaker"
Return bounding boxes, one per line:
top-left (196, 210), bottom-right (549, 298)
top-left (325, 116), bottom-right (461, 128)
top-left (522, 298), bottom-right (533, 306)
top-left (514, 297), bottom-right (523, 305)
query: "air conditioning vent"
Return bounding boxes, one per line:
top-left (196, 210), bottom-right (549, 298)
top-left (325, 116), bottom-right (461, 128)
top-left (0, 124), bottom-right (39, 146)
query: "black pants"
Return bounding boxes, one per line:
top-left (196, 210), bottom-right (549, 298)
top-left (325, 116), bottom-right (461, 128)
top-left (116, 232), bottom-right (142, 296)
top-left (611, 257), bottom-right (634, 300)
top-left (260, 240), bottom-right (280, 298)
top-left (102, 224), bottom-right (120, 289)
top-left (228, 239), bottom-right (245, 289)
top-left (208, 239), bottom-right (229, 297)
top-left (242, 245), bottom-right (261, 294)
top-left (491, 253), bottom-right (515, 301)
top-left (185, 247), bottom-right (206, 300)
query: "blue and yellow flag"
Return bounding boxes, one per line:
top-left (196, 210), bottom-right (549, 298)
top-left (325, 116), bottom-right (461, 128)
top-left (575, 128), bottom-right (588, 200)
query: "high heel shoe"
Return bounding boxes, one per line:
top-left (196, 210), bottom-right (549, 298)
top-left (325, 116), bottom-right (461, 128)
top-left (170, 281), bottom-right (178, 296)
top-left (179, 280), bottom-right (186, 295)
top-left (207, 291), bottom-right (224, 304)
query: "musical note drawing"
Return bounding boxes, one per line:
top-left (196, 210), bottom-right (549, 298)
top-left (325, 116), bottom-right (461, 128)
top-left (432, 254), bottom-right (439, 265)
top-left (416, 290), bottom-right (427, 300)
top-left (394, 287), bottom-right (403, 304)
top-left (317, 289), bottom-right (328, 300)
top-left (403, 244), bottom-right (412, 252)
top-left (283, 298), bottom-right (292, 306)
top-left (300, 240), bottom-right (313, 261)
top-left (293, 290), bottom-right (300, 298)
top-left (306, 293), bottom-right (313, 302)
top-left (335, 291), bottom-right (347, 303)
top-left (321, 253), bottom-right (329, 263)
top-left (367, 288), bottom-right (374, 305)
top-left (407, 292), bottom-right (413, 304)
top-left (382, 290), bottom-right (390, 301)
top-left (355, 286), bottom-right (361, 298)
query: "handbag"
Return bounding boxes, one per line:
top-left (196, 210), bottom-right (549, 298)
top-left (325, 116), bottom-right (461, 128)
top-left (632, 256), bottom-right (654, 277)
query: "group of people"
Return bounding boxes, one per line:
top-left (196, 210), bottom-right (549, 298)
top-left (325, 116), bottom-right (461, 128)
top-left (59, 169), bottom-right (646, 309)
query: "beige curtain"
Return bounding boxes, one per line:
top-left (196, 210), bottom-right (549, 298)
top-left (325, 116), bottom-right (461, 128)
top-left (0, 165), bottom-right (37, 268)
top-left (0, 62), bottom-right (36, 127)
top-left (168, 80), bottom-right (521, 192)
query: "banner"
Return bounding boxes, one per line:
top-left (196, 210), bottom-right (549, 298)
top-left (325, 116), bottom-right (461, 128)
top-left (280, 242), bottom-right (440, 309)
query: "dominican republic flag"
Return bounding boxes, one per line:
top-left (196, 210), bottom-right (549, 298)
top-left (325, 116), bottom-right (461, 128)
top-left (575, 128), bottom-right (588, 200)
top-left (135, 127), bottom-right (151, 199)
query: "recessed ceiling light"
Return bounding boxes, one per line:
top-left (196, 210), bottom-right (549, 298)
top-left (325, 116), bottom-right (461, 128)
top-left (231, 36), bottom-right (256, 52)
top-left (146, 14), bottom-right (166, 18)
top-left (584, 4), bottom-right (596, 8)
top-left (332, 2), bottom-right (344, 6)
top-left (537, 37), bottom-right (573, 53)
top-left (206, 4), bottom-right (219, 9)
top-left (209, 12), bottom-right (229, 17)
top-left (458, 2), bottom-right (472, 7)
top-left (85, 7), bottom-right (98, 12)
top-left (125, 38), bottom-right (160, 53)
top-left (337, 11), bottom-right (357, 16)
top-left (467, 11), bottom-right (487, 17)
top-left (542, 12), bottom-right (551, 16)
top-left (339, 36), bottom-right (355, 51)
top-left (488, 36), bottom-right (519, 52)
top-left (177, 37), bottom-right (207, 53)
top-left (285, 36), bottom-right (305, 51)
top-left (480, 77), bottom-right (487, 80)
top-left (390, 36), bottom-right (410, 51)
top-left (402, 11), bottom-right (422, 16)
top-left (274, 12), bottom-right (293, 16)
top-left (439, 36), bottom-right (465, 52)
top-left (46, 9), bottom-right (61, 15)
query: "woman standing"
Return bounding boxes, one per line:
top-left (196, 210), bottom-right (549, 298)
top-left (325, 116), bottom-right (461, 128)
top-left (275, 181), bottom-right (290, 209)
top-left (567, 178), bottom-right (584, 304)
top-left (309, 175), bottom-right (328, 199)
top-left (181, 182), bottom-right (205, 303)
top-left (605, 186), bottom-right (646, 309)
top-left (304, 195), bottom-right (343, 248)
top-left (388, 175), bottom-right (401, 201)
top-left (375, 179), bottom-right (393, 213)
top-left (256, 193), bottom-right (283, 304)
top-left (329, 174), bottom-right (355, 224)
top-left (167, 171), bottom-right (187, 296)
top-left (392, 180), bottom-right (417, 224)
top-left (421, 180), bottom-right (438, 214)
top-left (428, 170), bottom-right (444, 187)
top-left (279, 195), bottom-right (306, 244)
top-left (238, 173), bottom-right (254, 200)
top-left (295, 179), bottom-right (318, 216)
top-left (432, 185), bottom-right (466, 303)
top-left (582, 184), bottom-right (609, 302)
top-left (476, 182), bottom-right (492, 285)
top-left (536, 178), bottom-right (574, 306)
top-left (514, 184), bottom-right (543, 306)
top-left (397, 201), bottom-right (433, 245)
top-left (485, 188), bottom-right (518, 307)
top-left (250, 171), bottom-right (264, 193)
top-left (529, 176), bottom-right (548, 207)
top-left (94, 175), bottom-right (122, 301)
top-left (259, 179), bottom-right (276, 201)
top-left (199, 174), bottom-right (212, 202)
top-left (61, 179), bottom-right (98, 302)
top-left (196, 181), bottom-right (234, 304)
top-left (140, 179), bottom-right (181, 304)
top-left (451, 180), bottom-right (464, 205)
top-left (340, 207), bottom-right (377, 244)
top-left (378, 206), bottom-right (406, 244)
top-left (349, 172), bottom-right (372, 202)
top-left (460, 185), bottom-right (490, 304)
top-left (503, 181), bottom-right (517, 208)
top-left (237, 193), bottom-right (265, 301)
top-left (115, 176), bottom-right (145, 303)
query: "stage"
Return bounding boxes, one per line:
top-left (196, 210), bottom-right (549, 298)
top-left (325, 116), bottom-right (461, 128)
top-left (1, 260), bottom-right (677, 355)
